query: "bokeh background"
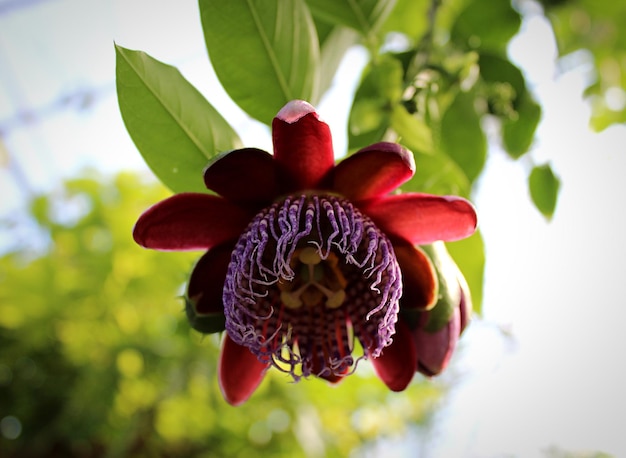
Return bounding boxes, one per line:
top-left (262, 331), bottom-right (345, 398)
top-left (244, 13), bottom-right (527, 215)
top-left (1, 1), bottom-right (625, 457)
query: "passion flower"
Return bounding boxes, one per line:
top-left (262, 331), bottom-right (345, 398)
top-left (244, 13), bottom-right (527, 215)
top-left (133, 100), bottom-right (477, 405)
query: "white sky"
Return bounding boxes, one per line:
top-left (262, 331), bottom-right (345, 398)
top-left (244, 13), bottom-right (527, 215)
top-left (1, 1), bottom-right (625, 457)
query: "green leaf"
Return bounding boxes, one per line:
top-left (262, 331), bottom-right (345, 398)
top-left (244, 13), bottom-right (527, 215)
top-left (115, 45), bottom-right (241, 193)
top-left (479, 53), bottom-right (527, 108)
top-left (305, 0), bottom-right (396, 37)
top-left (451, 0), bottom-right (521, 53)
top-left (200, 0), bottom-right (320, 124)
top-left (479, 53), bottom-right (525, 95)
top-left (446, 230), bottom-right (485, 316)
top-left (348, 54), bottom-right (403, 151)
top-left (380, 0), bottom-right (429, 40)
top-left (502, 91), bottom-right (542, 159)
top-left (390, 104), bottom-right (433, 155)
top-left (317, 25), bottom-right (360, 98)
top-left (439, 91), bottom-right (487, 183)
top-left (401, 151), bottom-right (471, 198)
top-left (529, 163), bottom-right (561, 220)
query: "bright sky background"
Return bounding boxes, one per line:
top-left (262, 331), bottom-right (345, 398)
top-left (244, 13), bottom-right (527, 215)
top-left (1, 1), bottom-right (625, 457)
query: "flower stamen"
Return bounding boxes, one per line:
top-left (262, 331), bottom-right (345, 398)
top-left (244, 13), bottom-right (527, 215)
top-left (279, 248), bottom-right (348, 310)
top-left (223, 194), bottom-right (402, 380)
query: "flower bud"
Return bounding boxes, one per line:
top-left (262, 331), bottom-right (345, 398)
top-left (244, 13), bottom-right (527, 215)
top-left (412, 242), bottom-right (472, 376)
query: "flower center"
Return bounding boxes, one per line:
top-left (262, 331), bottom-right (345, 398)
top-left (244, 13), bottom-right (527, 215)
top-left (278, 248), bottom-right (347, 310)
top-left (223, 194), bottom-right (402, 381)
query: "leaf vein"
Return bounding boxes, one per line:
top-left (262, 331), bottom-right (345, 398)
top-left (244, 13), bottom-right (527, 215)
top-left (347, 0), bottom-right (371, 35)
top-left (246, 0), bottom-right (292, 102)
top-left (119, 50), bottom-right (210, 159)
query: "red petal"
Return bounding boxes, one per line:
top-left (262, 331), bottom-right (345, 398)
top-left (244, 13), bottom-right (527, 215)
top-left (394, 243), bottom-right (438, 310)
top-left (361, 193), bottom-right (478, 245)
top-left (318, 373), bottom-right (345, 384)
top-left (203, 148), bottom-right (278, 205)
top-left (415, 306), bottom-right (460, 376)
top-left (272, 100), bottom-right (334, 192)
top-left (370, 320), bottom-right (417, 391)
top-left (133, 193), bottom-right (253, 250)
top-left (218, 335), bottom-right (268, 406)
top-left (187, 243), bottom-right (234, 315)
top-left (333, 142), bottom-right (415, 201)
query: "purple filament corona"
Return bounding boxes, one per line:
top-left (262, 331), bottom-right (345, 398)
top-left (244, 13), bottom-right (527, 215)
top-left (223, 194), bottom-right (403, 380)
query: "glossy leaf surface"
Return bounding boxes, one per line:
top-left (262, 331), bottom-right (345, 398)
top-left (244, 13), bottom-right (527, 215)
top-left (305, 0), bottom-right (396, 37)
top-left (115, 45), bottom-right (241, 193)
top-left (200, 0), bottom-right (320, 123)
top-left (439, 91), bottom-right (487, 182)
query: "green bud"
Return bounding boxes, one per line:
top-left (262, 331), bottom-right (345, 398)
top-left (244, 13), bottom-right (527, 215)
top-left (420, 242), bottom-right (464, 333)
top-left (184, 296), bottom-right (226, 334)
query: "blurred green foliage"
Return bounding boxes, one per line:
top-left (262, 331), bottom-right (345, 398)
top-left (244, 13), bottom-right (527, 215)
top-left (539, 0), bottom-right (626, 131)
top-left (0, 172), bottom-right (443, 457)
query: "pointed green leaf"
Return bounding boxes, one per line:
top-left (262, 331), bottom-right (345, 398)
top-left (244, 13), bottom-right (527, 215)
top-left (529, 163), bottom-right (561, 220)
top-left (115, 45), bottom-right (241, 193)
top-left (200, 0), bottom-right (320, 124)
top-left (305, 0), bottom-right (396, 37)
top-left (440, 91), bottom-right (487, 183)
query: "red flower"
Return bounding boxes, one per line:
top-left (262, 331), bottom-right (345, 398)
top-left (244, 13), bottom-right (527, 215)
top-left (133, 100), bottom-right (477, 405)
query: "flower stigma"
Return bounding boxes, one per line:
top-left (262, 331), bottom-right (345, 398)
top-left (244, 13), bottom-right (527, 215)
top-left (278, 248), bottom-right (348, 310)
